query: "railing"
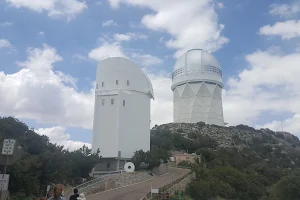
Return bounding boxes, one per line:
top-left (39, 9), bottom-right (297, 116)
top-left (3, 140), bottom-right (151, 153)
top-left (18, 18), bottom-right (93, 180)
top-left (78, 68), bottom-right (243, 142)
top-left (144, 171), bottom-right (193, 199)
top-left (75, 171), bottom-right (124, 194)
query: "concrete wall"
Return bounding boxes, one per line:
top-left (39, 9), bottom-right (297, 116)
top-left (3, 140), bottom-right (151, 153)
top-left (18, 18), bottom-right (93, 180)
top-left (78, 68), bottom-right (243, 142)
top-left (166, 173), bottom-right (195, 195)
top-left (152, 163), bottom-right (169, 176)
top-left (94, 158), bottom-right (119, 171)
top-left (84, 171), bottom-right (154, 196)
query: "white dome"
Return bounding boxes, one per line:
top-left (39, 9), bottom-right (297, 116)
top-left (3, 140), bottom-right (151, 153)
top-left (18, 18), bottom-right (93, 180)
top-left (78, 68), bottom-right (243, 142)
top-left (171, 49), bottom-right (223, 90)
top-left (96, 57), bottom-right (154, 99)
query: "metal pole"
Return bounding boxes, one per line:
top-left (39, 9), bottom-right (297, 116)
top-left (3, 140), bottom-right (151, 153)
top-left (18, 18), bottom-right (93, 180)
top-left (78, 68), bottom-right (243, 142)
top-left (4, 155), bottom-right (8, 174)
top-left (0, 155), bottom-right (8, 200)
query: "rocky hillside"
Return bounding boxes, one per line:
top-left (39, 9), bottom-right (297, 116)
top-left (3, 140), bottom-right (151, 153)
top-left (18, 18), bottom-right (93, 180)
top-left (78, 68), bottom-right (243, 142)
top-left (151, 122), bottom-right (300, 168)
top-left (151, 122), bottom-right (300, 200)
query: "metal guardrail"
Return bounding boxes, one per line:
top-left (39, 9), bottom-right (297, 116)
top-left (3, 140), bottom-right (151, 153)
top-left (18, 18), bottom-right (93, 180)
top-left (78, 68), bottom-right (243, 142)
top-left (75, 171), bottom-right (125, 194)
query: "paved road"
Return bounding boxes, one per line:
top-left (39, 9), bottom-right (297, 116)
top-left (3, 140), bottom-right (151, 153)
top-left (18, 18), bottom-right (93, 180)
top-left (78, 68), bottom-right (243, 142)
top-left (87, 167), bottom-right (190, 200)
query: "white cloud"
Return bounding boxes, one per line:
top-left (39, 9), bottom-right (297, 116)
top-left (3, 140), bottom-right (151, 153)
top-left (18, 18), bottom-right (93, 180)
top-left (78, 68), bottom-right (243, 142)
top-left (0, 39), bottom-right (13, 49)
top-left (0, 44), bottom-right (94, 129)
top-left (114, 33), bottom-right (131, 41)
top-left (0, 21), bottom-right (13, 27)
top-left (217, 2), bottom-right (224, 9)
top-left (5, 0), bottom-right (87, 20)
top-left (39, 31), bottom-right (45, 35)
top-left (259, 114), bottom-right (300, 134)
top-left (114, 32), bottom-right (148, 41)
top-left (73, 54), bottom-right (91, 62)
top-left (108, 0), bottom-right (229, 57)
top-left (269, 3), bottom-right (300, 18)
top-left (223, 47), bottom-right (300, 136)
top-left (259, 20), bottom-right (300, 39)
top-left (35, 126), bottom-right (91, 151)
top-left (102, 20), bottom-right (118, 27)
top-left (131, 53), bottom-right (163, 67)
top-left (88, 42), bottom-right (127, 60)
top-left (145, 70), bottom-right (173, 126)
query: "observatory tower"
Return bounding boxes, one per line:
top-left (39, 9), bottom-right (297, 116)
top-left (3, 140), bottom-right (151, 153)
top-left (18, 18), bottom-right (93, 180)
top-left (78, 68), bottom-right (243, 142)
top-left (92, 57), bottom-right (154, 160)
top-left (171, 49), bottom-right (224, 126)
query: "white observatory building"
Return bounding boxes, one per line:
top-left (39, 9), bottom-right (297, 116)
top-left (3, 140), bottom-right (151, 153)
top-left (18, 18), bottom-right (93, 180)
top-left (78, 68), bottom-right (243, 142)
top-left (92, 57), bottom-right (154, 172)
top-left (171, 49), bottom-right (224, 126)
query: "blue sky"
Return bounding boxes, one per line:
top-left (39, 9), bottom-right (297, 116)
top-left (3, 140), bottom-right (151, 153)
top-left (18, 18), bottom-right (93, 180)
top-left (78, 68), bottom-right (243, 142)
top-left (1, 0), bottom-right (300, 150)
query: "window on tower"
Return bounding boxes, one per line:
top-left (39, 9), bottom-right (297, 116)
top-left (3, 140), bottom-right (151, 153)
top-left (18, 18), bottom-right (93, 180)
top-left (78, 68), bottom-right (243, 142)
top-left (127, 80), bottom-right (130, 86)
top-left (116, 80), bottom-right (119, 85)
top-left (123, 100), bottom-right (125, 107)
top-left (96, 84), bottom-right (98, 89)
top-left (111, 98), bottom-right (114, 105)
top-left (102, 82), bottom-right (104, 87)
top-left (102, 99), bottom-right (105, 106)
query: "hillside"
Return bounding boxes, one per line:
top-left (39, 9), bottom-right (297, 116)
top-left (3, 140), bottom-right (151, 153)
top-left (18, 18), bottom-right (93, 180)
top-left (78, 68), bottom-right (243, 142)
top-left (151, 122), bottom-right (300, 200)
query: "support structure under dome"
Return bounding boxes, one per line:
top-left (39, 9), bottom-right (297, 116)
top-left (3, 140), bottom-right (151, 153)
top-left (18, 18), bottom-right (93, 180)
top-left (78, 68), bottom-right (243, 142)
top-left (171, 49), bottom-right (224, 126)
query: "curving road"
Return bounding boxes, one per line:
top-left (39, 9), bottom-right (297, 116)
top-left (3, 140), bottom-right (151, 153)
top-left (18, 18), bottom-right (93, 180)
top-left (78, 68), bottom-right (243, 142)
top-left (87, 167), bottom-right (190, 200)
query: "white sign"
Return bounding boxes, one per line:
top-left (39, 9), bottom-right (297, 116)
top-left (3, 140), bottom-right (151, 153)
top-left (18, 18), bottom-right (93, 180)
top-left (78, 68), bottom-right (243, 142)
top-left (151, 188), bottom-right (159, 194)
top-left (2, 139), bottom-right (16, 155)
top-left (0, 174), bottom-right (10, 191)
top-left (46, 185), bottom-right (50, 192)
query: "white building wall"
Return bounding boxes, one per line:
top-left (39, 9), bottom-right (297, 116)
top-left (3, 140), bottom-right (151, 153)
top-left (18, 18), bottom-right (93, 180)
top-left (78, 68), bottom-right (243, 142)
top-left (92, 93), bottom-right (119, 157)
top-left (173, 82), bottom-right (224, 126)
top-left (118, 90), bottom-right (150, 158)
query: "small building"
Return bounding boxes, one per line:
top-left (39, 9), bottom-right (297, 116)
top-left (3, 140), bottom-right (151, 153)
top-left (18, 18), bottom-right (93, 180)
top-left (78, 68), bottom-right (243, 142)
top-left (174, 153), bottom-right (200, 164)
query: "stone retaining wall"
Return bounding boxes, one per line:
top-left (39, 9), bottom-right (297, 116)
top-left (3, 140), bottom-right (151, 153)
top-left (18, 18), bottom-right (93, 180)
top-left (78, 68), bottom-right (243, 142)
top-left (152, 163), bottom-right (169, 176)
top-left (85, 171), bottom-right (154, 196)
top-left (166, 173), bottom-right (195, 195)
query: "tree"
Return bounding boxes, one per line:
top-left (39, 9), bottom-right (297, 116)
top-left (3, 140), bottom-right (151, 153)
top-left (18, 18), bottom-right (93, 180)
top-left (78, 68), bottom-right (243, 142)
top-left (270, 170), bottom-right (300, 200)
top-left (0, 117), bottom-right (102, 198)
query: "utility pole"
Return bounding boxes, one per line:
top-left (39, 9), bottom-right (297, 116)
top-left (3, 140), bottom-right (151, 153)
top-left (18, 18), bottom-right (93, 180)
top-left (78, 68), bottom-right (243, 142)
top-left (281, 116), bottom-right (284, 132)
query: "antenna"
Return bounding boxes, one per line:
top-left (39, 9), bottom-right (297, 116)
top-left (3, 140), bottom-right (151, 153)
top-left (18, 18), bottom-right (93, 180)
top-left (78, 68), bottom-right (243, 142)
top-left (280, 116), bottom-right (284, 132)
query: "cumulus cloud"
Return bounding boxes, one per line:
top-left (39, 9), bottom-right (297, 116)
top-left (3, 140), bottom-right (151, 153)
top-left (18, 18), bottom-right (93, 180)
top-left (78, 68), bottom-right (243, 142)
top-left (0, 44), bottom-right (94, 129)
top-left (269, 3), bottom-right (300, 18)
top-left (259, 20), bottom-right (300, 39)
top-left (5, 0), bottom-right (87, 20)
top-left (222, 47), bottom-right (300, 136)
top-left (35, 126), bottom-right (91, 151)
top-left (108, 0), bottom-right (229, 57)
top-left (102, 20), bottom-right (118, 27)
top-left (0, 39), bottom-right (13, 49)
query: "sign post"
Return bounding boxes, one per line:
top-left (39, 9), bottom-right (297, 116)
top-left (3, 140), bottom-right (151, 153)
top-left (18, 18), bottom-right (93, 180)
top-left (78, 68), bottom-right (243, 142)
top-left (178, 191), bottom-right (182, 200)
top-left (0, 174), bottom-right (10, 191)
top-left (0, 139), bottom-right (16, 200)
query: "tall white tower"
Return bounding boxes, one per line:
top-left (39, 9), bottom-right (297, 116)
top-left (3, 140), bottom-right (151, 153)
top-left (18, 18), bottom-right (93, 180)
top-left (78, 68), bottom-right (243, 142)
top-left (171, 49), bottom-right (224, 126)
top-left (92, 57), bottom-right (154, 159)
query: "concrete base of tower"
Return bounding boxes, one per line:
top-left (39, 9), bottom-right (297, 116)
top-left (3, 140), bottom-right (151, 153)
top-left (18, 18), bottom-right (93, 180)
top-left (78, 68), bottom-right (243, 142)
top-left (91, 157), bottom-right (131, 177)
top-left (173, 82), bottom-right (224, 126)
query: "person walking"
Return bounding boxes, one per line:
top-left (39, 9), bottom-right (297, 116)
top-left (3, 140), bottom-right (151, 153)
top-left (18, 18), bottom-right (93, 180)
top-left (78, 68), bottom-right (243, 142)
top-left (69, 188), bottom-right (79, 200)
top-left (48, 184), bottom-right (66, 200)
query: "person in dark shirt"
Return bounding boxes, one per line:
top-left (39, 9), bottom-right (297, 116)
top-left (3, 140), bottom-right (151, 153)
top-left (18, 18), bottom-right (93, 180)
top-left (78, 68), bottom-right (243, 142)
top-left (69, 188), bottom-right (79, 200)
